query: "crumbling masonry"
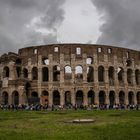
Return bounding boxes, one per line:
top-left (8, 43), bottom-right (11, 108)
top-left (0, 44), bottom-right (140, 107)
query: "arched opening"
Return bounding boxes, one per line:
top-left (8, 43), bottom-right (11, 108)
top-left (86, 57), bottom-right (93, 64)
top-left (135, 70), bottom-right (140, 85)
top-left (42, 57), bottom-right (49, 65)
top-left (23, 68), bottom-right (28, 78)
top-left (99, 91), bottom-right (106, 105)
top-left (42, 67), bottom-right (49, 81)
top-left (98, 66), bottom-right (104, 82)
top-left (87, 66), bottom-right (94, 82)
top-left (16, 59), bottom-right (22, 65)
top-left (127, 69), bottom-right (133, 85)
top-left (88, 90), bottom-right (95, 105)
top-left (108, 66), bottom-right (115, 85)
top-left (2, 92), bottom-right (8, 105)
top-left (126, 59), bottom-right (132, 67)
top-left (65, 91), bottom-right (71, 106)
top-left (137, 92), bottom-right (140, 104)
top-left (128, 92), bottom-right (134, 105)
top-left (119, 91), bottom-right (125, 105)
top-left (53, 90), bottom-right (60, 105)
top-left (41, 91), bottom-right (49, 105)
top-left (109, 91), bottom-right (115, 107)
top-left (53, 65), bottom-right (60, 81)
top-left (117, 67), bottom-right (124, 85)
top-left (32, 67), bottom-right (38, 80)
top-left (12, 91), bottom-right (19, 105)
top-left (76, 90), bottom-right (83, 107)
top-left (29, 92), bottom-right (39, 105)
top-left (75, 66), bottom-right (83, 80)
top-left (3, 66), bottom-right (10, 78)
top-left (64, 66), bottom-right (72, 80)
top-left (16, 66), bottom-right (21, 78)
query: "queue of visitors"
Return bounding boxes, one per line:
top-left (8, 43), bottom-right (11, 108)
top-left (0, 103), bottom-right (139, 111)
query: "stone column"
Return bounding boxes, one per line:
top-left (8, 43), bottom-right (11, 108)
top-left (38, 67), bottom-right (42, 104)
top-left (115, 92), bottom-right (119, 104)
top-left (71, 88), bottom-right (75, 106)
top-left (49, 54), bottom-right (53, 82)
top-left (60, 66), bottom-right (64, 83)
top-left (28, 68), bottom-right (32, 80)
top-left (132, 70), bottom-right (136, 86)
top-left (82, 53), bottom-right (87, 83)
top-left (71, 67), bottom-right (75, 83)
top-left (38, 55), bottom-right (42, 82)
top-left (19, 87), bottom-right (26, 104)
top-left (114, 68), bottom-right (119, 86)
top-left (94, 91), bottom-right (99, 105)
top-left (125, 91), bottom-right (129, 105)
top-left (94, 67), bottom-right (98, 83)
top-left (28, 58), bottom-right (32, 80)
top-left (83, 89), bottom-right (88, 106)
top-left (60, 91), bottom-right (65, 106)
top-left (83, 65), bottom-right (87, 83)
top-left (124, 69), bottom-right (128, 87)
top-left (93, 54), bottom-right (98, 64)
top-left (105, 68), bottom-right (109, 84)
top-left (19, 94), bottom-right (24, 105)
top-left (133, 93), bottom-right (137, 105)
top-left (71, 54), bottom-right (75, 83)
top-left (9, 62), bottom-right (16, 80)
top-left (49, 66), bottom-right (53, 82)
top-left (105, 92), bottom-right (110, 105)
top-left (48, 90), bottom-right (53, 107)
top-left (8, 93), bottom-right (12, 105)
top-left (60, 54), bottom-right (64, 83)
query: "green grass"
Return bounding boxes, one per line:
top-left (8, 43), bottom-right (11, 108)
top-left (0, 110), bottom-right (139, 140)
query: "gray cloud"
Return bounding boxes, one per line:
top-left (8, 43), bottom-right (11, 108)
top-left (91, 0), bottom-right (140, 50)
top-left (0, 0), bottom-right (65, 54)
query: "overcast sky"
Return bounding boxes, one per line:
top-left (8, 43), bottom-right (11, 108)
top-left (0, 0), bottom-right (140, 54)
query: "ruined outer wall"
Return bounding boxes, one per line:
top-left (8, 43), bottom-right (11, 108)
top-left (0, 44), bottom-right (140, 106)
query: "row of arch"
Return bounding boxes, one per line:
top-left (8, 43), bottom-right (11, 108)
top-left (1, 90), bottom-right (140, 106)
top-left (3, 66), bottom-right (140, 85)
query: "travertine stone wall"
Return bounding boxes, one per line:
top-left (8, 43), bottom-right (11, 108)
top-left (0, 44), bottom-right (140, 106)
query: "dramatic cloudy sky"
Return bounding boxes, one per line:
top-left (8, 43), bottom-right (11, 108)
top-left (0, 0), bottom-right (140, 54)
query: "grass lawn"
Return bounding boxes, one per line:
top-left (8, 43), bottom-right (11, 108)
top-left (0, 110), bottom-right (139, 140)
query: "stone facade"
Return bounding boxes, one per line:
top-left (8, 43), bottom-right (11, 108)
top-left (0, 44), bottom-right (140, 107)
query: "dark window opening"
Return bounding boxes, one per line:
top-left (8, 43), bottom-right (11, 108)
top-left (99, 91), bottom-right (106, 105)
top-left (53, 66), bottom-right (60, 81)
top-left (3, 66), bottom-right (10, 78)
top-left (16, 66), bottom-right (21, 78)
top-left (53, 90), bottom-right (60, 105)
top-left (42, 57), bottom-right (49, 65)
top-left (76, 90), bottom-right (83, 107)
top-left (119, 91), bottom-right (125, 105)
top-left (42, 67), bottom-right (49, 81)
top-left (32, 67), bottom-right (38, 80)
top-left (98, 66), bottom-right (104, 82)
top-left (88, 90), bottom-right (95, 105)
top-left (23, 68), bottom-right (28, 78)
top-left (87, 66), bottom-right (94, 82)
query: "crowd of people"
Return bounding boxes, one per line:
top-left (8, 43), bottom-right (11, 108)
top-left (0, 103), bottom-right (139, 111)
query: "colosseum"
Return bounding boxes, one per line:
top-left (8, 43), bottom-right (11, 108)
top-left (0, 44), bottom-right (140, 108)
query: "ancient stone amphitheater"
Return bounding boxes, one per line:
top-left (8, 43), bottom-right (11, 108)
top-left (0, 44), bottom-right (140, 107)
